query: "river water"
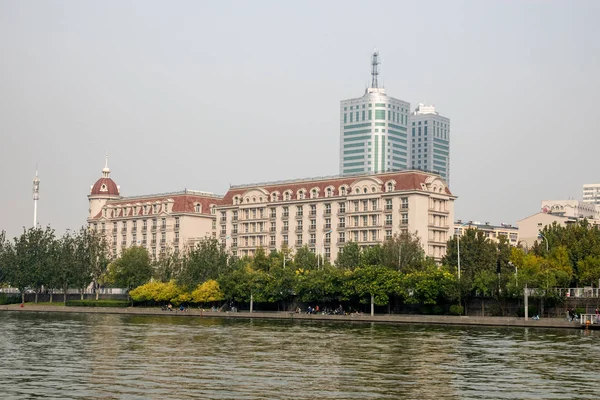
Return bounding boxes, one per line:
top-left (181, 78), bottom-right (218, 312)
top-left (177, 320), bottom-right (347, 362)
top-left (0, 312), bottom-right (598, 399)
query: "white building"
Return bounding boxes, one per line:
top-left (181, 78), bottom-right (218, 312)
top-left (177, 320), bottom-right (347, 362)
top-left (517, 200), bottom-right (600, 248)
top-left (453, 220), bottom-right (518, 246)
top-left (218, 170), bottom-right (455, 262)
top-left (540, 199), bottom-right (600, 219)
top-left (339, 51), bottom-right (410, 175)
top-left (583, 184), bottom-right (600, 206)
top-left (409, 104), bottom-right (450, 184)
top-left (87, 159), bottom-right (221, 259)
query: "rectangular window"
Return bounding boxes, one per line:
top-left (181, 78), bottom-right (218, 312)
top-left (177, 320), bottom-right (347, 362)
top-left (339, 202), bottom-right (346, 213)
top-left (375, 110), bottom-right (386, 120)
top-left (362, 231), bottom-right (368, 241)
top-left (339, 232), bottom-right (345, 243)
top-left (339, 217), bottom-right (345, 228)
top-left (310, 234), bottom-right (316, 245)
top-left (325, 218), bottom-right (331, 229)
top-left (324, 203), bottom-right (331, 215)
top-left (401, 197), bottom-right (408, 209)
top-left (310, 219), bottom-right (316, 230)
top-left (385, 198), bottom-right (392, 210)
top-left (283, 207), bottom-right (289, 218)
top-left (386, 214), bottom-right (393, 225)
top-left (401, 213), bottom-right (408, 224)
top-left (368, 110), bottom-right (372, 120)
top-left (353, 201), bottom-right (359, 212)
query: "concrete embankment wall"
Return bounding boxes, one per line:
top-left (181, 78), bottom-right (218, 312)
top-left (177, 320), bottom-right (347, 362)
top-left (0, 304), bottom-right (583, 330)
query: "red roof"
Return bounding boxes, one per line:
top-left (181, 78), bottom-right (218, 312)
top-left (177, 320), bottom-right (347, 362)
top-left (90, 178), bottom-right (120, 196)
top-left (89, 192), bottom-right (222, 220)
top-left (221, 171), bottom-right (452, 204)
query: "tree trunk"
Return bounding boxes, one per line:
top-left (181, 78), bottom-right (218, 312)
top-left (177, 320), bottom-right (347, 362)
top-left (481, 299), bottom-right (485, 316)
top-left (49, 291), bottom-right (53, 303)
top-left (35, 291), bottom-right (38, 304)
top-left (63, 290), bottom-right (67, 305)
top-left (21, 291), bottom-right (25, 304)
top-left (80, 290), bottom-right (84, 301)
top-left (370, 294), bottom-right (374, 316)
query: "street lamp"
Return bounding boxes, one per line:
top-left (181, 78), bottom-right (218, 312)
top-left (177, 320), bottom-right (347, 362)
top-left (456, 221), bottom-right (472, 280)
top-left (318, 230), bottom-right (333, 268)
top-left (538, 232), bottom-right (549, 253)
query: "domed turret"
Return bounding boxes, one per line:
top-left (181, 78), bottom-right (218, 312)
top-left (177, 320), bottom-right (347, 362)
top-left (88, 156), bottom-right (121, 219)
top-left (90, 156), bottom-right (120, 196)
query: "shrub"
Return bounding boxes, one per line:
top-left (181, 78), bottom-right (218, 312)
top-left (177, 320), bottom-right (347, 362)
top-left (516, 306), bottom-right (538, 318)
top-left (449, 304), bottom-right (464, 316)
top-left (575, 307), bottom-right (585, 316)
top-left (487, 304), bottom-right (502, 317)
top-left (65, 300), bottom-right (130, 308)
top-left (432, 305), bottom-right (444, 315)
top-left (0, 294), bottom-right (21, 305)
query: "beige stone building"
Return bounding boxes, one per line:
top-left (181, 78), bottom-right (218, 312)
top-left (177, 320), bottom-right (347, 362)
top-left (517, 200), bottom-right (600, 248)
top-left (87, 160), bottom-right (455, 262)
top-left (218, 170), bottom-right (455, 262)
top-left (87, 160), bottom-right (220, 258)
top-left (453, 221), bottom-right (519, 245)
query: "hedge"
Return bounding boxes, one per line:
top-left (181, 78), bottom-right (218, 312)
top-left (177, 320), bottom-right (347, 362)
top-left (65, 300), bottom-right (130, 308)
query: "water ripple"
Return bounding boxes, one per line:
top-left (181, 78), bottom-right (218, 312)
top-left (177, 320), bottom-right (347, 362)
top-left (0, 312), bottom-right (599, 399)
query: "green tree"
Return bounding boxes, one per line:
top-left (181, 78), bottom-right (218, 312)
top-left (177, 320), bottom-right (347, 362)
top-left (360, 244), bottom-right (383, 266)
top-left (153, 246), bottom-right (183, 283)
top-left (382, 232), bottom-right (426, 272)
top-left (178, 237), bottom-right (229, 290)
top-left (403, 265), bottom-right (459, 306)
top-left (293, 245), bottom-right (317, 271)
top-left (106, 246), bottom-right (153, 290)
top-left (336, 241), bottom-right (361, 270)
top-left (578, 256), bottom-right (600, 286)
top-left (347, 265), bottom-right (401, 313)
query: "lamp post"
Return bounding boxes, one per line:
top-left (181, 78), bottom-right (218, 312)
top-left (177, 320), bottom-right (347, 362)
top-left (538, 232), bottom-right (549, 253)
top-left (456, 221), bottom-right (472, 280)
top-left (318, 230), bottom-right (333, 269)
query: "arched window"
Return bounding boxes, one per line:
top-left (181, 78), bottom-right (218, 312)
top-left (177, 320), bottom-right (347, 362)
top-left (311, 188), bottom-right (318, 199)
top-left (194, 203), bottom-right (201, 213)
top-left (386, 182), bottom-right (394, 192)
top-left (326, 187), bottom-right (333, 197)
top-left (340, 186), bottom-right (347, 196)
top-left (298, 190), bottom-right (305, 200)
top-left (284, 191), bottom-right (291, 201)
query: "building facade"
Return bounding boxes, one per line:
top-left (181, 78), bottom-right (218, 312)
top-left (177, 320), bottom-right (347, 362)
top-left (454, 220), bottom-right (518, 246)
top-left (583, 184), bottom-right (600, 206)
top-left (540, 199), bottom-right (600, 219)
top-left (87, 161), bottom-right (220, 259)
top-left (339, 51), bottom-right (410, 175)
top-left (409, 104), bottom-right (450, 183)
top-left (217, 170), bottom-right (455, 262)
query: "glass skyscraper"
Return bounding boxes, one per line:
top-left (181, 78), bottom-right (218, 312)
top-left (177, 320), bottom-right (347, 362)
top-left (409, 104), bottom-right (451, 184)
top-left (339, 52), bottom-right (410, 175)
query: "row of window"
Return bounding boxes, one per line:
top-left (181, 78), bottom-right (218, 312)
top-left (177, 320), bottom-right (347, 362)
top-left (222, 212), bottom-right (409, 235)
top-left (232, 182), bottom-right (404, 205)
top-left (228, 229), bottom-right (391, 249)
top-left (95, 217), bottom-right (181, 233)
top-left (344, 104), bottom-right (407, 112)
top-left (222, 198), bottom-right (410, 222)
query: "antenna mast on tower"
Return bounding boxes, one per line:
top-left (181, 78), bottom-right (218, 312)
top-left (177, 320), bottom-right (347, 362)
top-left (371, 50), bottom-right (380, 88)
top-left (33, 168), bottom-right (40, 227)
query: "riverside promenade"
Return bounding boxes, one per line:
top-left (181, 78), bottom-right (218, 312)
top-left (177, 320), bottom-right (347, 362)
top-left (0, 304), bottom-right (581, 330)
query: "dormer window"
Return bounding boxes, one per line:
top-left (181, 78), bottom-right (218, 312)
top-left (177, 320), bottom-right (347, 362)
top-left (298, 190), bottom-right (306, 200)
top-left (153, 204), bottom-right (158, 213)
top-left (210, 205), bottom-right (216, 214)
top-left (326, 187), bottom-right (332, 198)
top-left (195, 203), bottom-right (201, 213)
top-left (340, 186), bottom-right (347, 196)
top-left (310, 188), bottom-right (318, 199)
top-left (271, 193), bottom-right (279, 202)
top-left (386, 182), bottom-right (394, 192)
top-left (284, 191), bottom-right (291, 201)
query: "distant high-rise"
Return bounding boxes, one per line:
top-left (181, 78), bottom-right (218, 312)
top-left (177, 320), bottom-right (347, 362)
top-left (339, 51), bottom-right (410, 175)
top-left (409, 104), bottom-right (451, 183)
top-left (583, 184), bottom-right (600, 205)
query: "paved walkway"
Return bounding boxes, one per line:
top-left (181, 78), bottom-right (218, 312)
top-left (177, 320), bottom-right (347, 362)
top-left (0, 303), bottom-right (582, 329)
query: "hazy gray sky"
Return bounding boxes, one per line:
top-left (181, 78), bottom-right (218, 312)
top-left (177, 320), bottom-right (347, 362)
top-left (1, 0), bottom-right (599, 238)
